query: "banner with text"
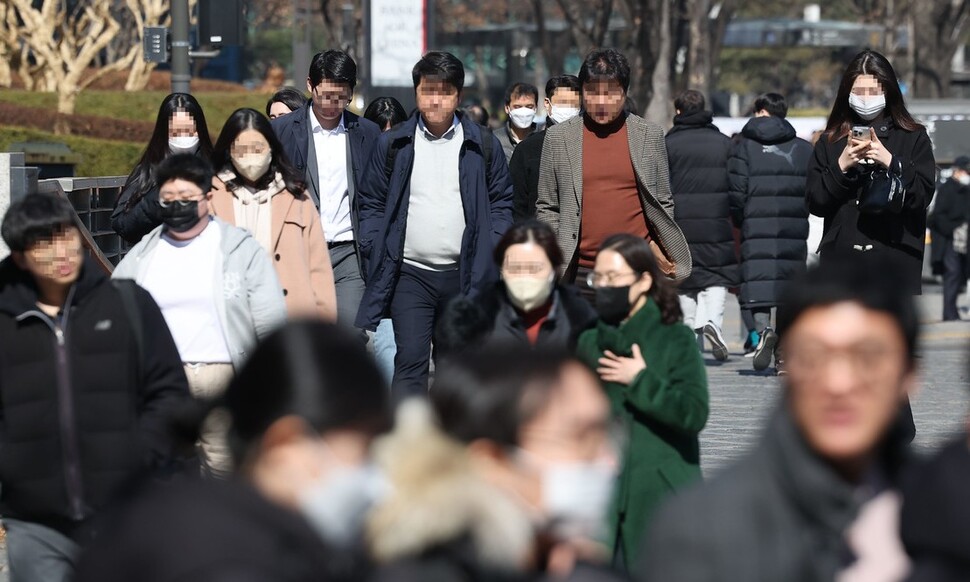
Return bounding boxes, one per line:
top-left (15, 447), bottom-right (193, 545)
top-left (370, 0), bottom-right (425, 87)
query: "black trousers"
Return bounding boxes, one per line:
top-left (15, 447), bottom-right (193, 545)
top-left (390, 264), bottom-right (461, 401)
top-left (941, 238), bottom-right (966, 321)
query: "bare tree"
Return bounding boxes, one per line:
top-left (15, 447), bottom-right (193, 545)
top-left (911, 0), bottom-right (970, 98)
top-left (681, 0), bottom-right (736, 102)
top-left (0, 3), bottom-right (17, 87)
top-left (122, 0), bottom-right (171, 91)
top-left (8, 0), bottom-right (135, 123)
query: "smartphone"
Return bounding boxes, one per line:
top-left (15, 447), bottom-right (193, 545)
top-left (851, 125), bottom-right (871, 143)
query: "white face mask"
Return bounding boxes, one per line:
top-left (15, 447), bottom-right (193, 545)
top-left (848, 93), bottom-right (886, 121)
top-left (231, 152), bottom-right (273, 183)
top-left (299, 460), bottom-right (389, 548)
top-left (169, 135), bottom-right (200, 155)
top-left (549, 105), bottom-right (580, 125)
top-left (508, 107), bottom-right (536, 129)
top-left (541, 460), bottom-right (616, 540)
top-left (505, 273), bottom-right (554, 313)
top-left (958, 174), bottom-right (970, 186)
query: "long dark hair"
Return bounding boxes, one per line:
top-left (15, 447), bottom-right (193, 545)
top-left (600, 233), bottom-right (682, 325)
top-left (212, 108), bottom-right (305, 196)
top-left (123, 93), bottom-right (213, 210)
top-left (824, 49), bottom-right (923, 142)
top-left (493, 220), bottom-right (564, 272)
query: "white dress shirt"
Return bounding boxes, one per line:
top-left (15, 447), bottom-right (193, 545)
top-left (309, 110), bottom-right (353, 242)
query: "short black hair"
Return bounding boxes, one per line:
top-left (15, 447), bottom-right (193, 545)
top-left (578, 48), bottom-right (631, 92)
top-left (545, 75), bottom-right (581, 100)
top-left (675, 89), bottom-right (706, 114)
top-left (505, 82), bottom-right (538, 106)
top-left (754, 92), bottom-right (788, 118)
top-left (308, 49), bottom-right (357, 90)
top-left (412, 51), bottom-right (465, 93)
top-left (155, 153), bottom-right (214, 195)
top-left (225, 321), bottom-right (391, 465)
top-left (776, 254), bottom-right (918, 366)
top-left (431, 347), bottom-right (574, 447)
top-left (265, 87), bottom-right (307, 117)
top-left (1, 192), bottom-right (77, 252)
top-left (363, 96), bottom-right (408, 130)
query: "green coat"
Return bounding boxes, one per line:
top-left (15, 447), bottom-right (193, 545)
top-left (576, 298), bottom-right (709, 569)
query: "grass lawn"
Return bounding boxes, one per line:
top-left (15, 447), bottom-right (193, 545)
top-left (0, 90), bottom-right (275, 136)
top-left (0, 126), bottom-right (143, 177)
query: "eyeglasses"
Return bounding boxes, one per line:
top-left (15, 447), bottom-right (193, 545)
top-left (785, 344), bottom-right (903, 381)
top-left (586, 270), bottom-right (639, 289)
top-left (159, 194), bottom-right (204, 208)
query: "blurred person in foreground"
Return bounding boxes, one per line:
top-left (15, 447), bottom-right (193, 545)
top-left (900, 374), bottom-right (970, 580)
top-left (437, 220), bottom-right (597, 355)
top-left (74, 321), bottom-right (392, 582)
top-left (575, 233), bottom-right (708, 571)
top-left (367, 348), bottom-right (626, 581)
top-left (112, 93), bottom-right (215, 243)
top-left (0, 192), bottom-right (189, 582)
top-left (639, 254), bottom-right (918, 582)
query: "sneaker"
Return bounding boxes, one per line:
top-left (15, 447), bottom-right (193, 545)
top-left (703, 321), bottom-right (729, 361)
top-left (743, 330), bottom-right (759, 358)
top-left (752, 328), bottom-right (778, 371)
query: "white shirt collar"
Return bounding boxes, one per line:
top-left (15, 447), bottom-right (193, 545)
top-left (417, 114), bottom-right (461, 141)
top-left (309, 109), bottom-right (346, 135)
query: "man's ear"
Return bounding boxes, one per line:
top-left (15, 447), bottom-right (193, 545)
top-left (305, 77), bottom-right (314, 94)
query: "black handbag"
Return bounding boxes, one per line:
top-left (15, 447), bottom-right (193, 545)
top-left (857, 158), bottom-right (905, 214)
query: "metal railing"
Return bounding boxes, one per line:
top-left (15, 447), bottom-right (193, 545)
top-left (37, 176), bottom-right (129, 273)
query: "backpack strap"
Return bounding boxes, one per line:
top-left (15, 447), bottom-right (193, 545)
top-left (112, 279), bottom-right (144, 378)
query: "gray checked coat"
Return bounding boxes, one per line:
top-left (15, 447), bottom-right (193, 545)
top-left (535, 113), bottom-right (692, 281)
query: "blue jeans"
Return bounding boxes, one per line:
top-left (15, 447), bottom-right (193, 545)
top-left (373, 318), bottom-right (396, 384)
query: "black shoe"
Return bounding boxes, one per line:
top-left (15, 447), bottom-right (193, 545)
top-left (753, 328), bottom-right (777, 372)
top-left (703, 322), bottom-right (729, 361)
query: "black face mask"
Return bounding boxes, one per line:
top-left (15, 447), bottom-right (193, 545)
top-left (160, 201), bottom-right (202, 233)
top-left (595, 285), bottom-right (633, 325)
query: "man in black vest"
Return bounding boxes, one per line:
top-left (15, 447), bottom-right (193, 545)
top-left (0, 192), bottom-right (189, 581)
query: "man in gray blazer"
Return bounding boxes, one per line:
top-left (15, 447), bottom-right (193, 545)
top-left (536, 48), bottom-right (691, 288)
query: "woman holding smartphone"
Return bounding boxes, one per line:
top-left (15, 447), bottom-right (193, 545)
top-left (806, 49), bottom-right (935, 295)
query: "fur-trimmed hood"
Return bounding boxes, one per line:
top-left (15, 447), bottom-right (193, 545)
top-left (367, 400), bottom-right (535, 572)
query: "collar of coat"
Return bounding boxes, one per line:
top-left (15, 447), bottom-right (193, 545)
top-left (593, 297), bottom-right (662, 357)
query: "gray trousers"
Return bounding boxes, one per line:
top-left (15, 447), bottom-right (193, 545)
top-left (4, 518), bottom-right (79, 582)
top-left (330, 242), bottom-right (366, 331)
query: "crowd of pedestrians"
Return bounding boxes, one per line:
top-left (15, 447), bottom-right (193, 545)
top-left (1, 41), bottom-right (968, 582)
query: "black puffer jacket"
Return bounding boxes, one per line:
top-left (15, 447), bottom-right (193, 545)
top-left (728, 116), bottom-right (812, 307)
top-left (806, 119), bottom-right (935, 295)
top-left (436, 282), bottom-right (596, 356)
top-left (666, 110), bottom-right (738, 291)
top-left (0, 257), bottom-right (189, 539)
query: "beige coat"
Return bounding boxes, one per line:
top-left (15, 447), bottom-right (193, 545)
top-left (209, 177), bottom-right (337, 321)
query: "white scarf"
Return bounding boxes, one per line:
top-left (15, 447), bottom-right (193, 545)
top-left (219, 169), bottom-right (284, 253)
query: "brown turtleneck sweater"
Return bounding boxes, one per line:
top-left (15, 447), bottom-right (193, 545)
top-left (578, 114), bottom-right (648, 269)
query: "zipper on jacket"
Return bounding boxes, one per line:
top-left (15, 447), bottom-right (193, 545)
top-left (18, 294), bottom-right (87, 521)
top-left (53, 319), bottom-right (86, 521)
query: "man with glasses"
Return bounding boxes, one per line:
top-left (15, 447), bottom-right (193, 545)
top-left (0, 192), bottom-right (189, 580)
top-left (114, 154), bottom-right (286, 476)
top-left (272, 49), bottom-right (381, 330)
top-left (640, 254), bottom-right (917, 581)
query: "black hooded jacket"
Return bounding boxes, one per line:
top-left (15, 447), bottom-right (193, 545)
top-left (728, 116), bottom-right (812, 307)
top-left (0, 257), bottom-right (189, 539)
top-left (665, 110), bottom-right (738, 291)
